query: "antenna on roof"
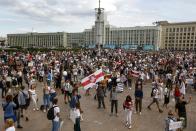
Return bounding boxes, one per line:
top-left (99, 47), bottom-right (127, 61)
top-left (99, 0), bottom-right (101, 9)
top-left (98, 0), bottom-right (101, 14)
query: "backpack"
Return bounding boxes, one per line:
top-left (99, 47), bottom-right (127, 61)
top-left (22, 91), bottom-right (30, 107)
top-left (12, 79), bottom-right (17, 86)
top-left (47, 106), bottom-right (57, 120)
top-left (13, 94), bottom-right (19, 110)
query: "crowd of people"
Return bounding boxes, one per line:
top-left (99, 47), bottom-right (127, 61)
top-left (0, 49), bottom-right (195, 131)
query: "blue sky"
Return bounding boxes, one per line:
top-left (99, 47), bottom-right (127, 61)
top-left (0, 0), bottom-right (196, 37)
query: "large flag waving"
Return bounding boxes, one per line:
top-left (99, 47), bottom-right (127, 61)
top-left (81, 69), bottom-right (104, 90)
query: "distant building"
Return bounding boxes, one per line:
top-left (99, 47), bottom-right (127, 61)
top-left (0, 37), bottom-right (7, 46)
top-left (105, 25), bottom-right (159, 50)
top-left (157, 21), bottom-right (196, 50)
top-left (7, 32), bottom-right (67, 48)
top-left (83, 25), bottom-right (159, 50)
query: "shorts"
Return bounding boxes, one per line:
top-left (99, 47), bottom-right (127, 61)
top-left (4, 115), bottom-right (17, 122)
top-left (65, 91), bottom-right (72, 97)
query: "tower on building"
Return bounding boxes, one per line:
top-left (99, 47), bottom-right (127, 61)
top-left (95, 0), bottom-right (105, 52)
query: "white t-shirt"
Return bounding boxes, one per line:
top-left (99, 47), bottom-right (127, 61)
top-left (63, 71), bottom-right (67, 76)
top-left (166, 73), bottom-right (172, 80)
top-left (50, 87), bottom-right (56, 93)
top-left (180, 82), bottom-right (186, 95)
top-left (29, 89), bottom-right (36, 95)
top-left (18, 71), bottom-right (22, 77)
top-left (6, 126), bottom-right (15, 131)
top-left (75, 109), bottom-right (80, 118)
top-left (153, 88), bottom-right (159, 99)
top-left (73, 68), bottom-right (78, 76)
top-left (53, 105), bottom-right (60, 122)
top-left (140, 72), bottom-right (145, 80)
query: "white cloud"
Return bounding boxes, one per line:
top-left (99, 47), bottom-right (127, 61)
top-left (0, 0), bottom-right (196, 35)
top-left (0, 18), bottom-right (18, 23)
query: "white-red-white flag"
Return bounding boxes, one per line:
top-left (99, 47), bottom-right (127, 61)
top-left (81, 69), bottom-right (104, 90)
top-left (129, 70), bottom-right (140, 78)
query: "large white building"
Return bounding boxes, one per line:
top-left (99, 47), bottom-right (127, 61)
top-left (156, 21), bottom-right (196, 50)
top-left (82, 25), bottom-right (159, 50)
top-left (7, 32), bottom-right (67, 48)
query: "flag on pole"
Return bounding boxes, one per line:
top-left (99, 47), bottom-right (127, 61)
top-left (129, 70), bottom-right (140, 78)
top-left (81, 69), bottom-right (104, 90)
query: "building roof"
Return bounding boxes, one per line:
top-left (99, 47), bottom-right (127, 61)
top-left (110, 26), bottom-right (158, 31)
top-left (7, 32), bottom-right (67, 36)
top-left (157, 21), bottom-right (196, 26)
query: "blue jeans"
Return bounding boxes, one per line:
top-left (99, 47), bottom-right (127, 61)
top-left (52, 120), bottom-right (60, 131)
top-left (43, 94), bottom-right (50, 109)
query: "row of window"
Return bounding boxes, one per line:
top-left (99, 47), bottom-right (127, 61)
top-left (166, 36), bottom-right (196, 39)
top-left (105, 41), bottom-right (155, 44)
top-left (166, 47), bottom-right (196, 50)
top-left (10, 42), bottom-right (63, 47)
top-left (166, 32), bottom-right (195, 36)
top-left (165, 40), bottom-right (196, 43)
top-left (166, 27), bottom-right (195, 32)
top-left (165, 44), bottom-right (195, 47)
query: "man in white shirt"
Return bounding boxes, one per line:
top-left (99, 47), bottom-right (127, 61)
top-left (52, 98), bottom-right (60, 131)
top-left (72, 67), bottom-right (78, 82)
top-left (166, 73), bottom-right (173, 90)
top-left (180, 79), bottom-right (186, 96)
top-left (147, 84), bottom-right (163, 113)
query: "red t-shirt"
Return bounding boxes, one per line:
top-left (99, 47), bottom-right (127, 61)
top-left (174, 89), bottom-right (181, 97)
top-left (123, 100), bottom-right (133, 110)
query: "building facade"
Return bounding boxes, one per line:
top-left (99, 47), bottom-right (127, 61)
top-left (7, 21), bottom-right (196, 51)
top-left (7, 32), bottom-right (67, 48)
top-left (67, 33), bottom-right (84, 48)
top-left (82, 25), bottom-right (159, 50)
top-left (106, 26), bottom-right (159, 50)
top-left (0, 37), bottom-right (7, 46)
top-left (157, 21), bottom-right (196, 50)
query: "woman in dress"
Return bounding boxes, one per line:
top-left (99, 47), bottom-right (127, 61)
top-left (158, 78), bottom-right (164, 101)
top-left (29, 84), bottom-right (39, 111)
